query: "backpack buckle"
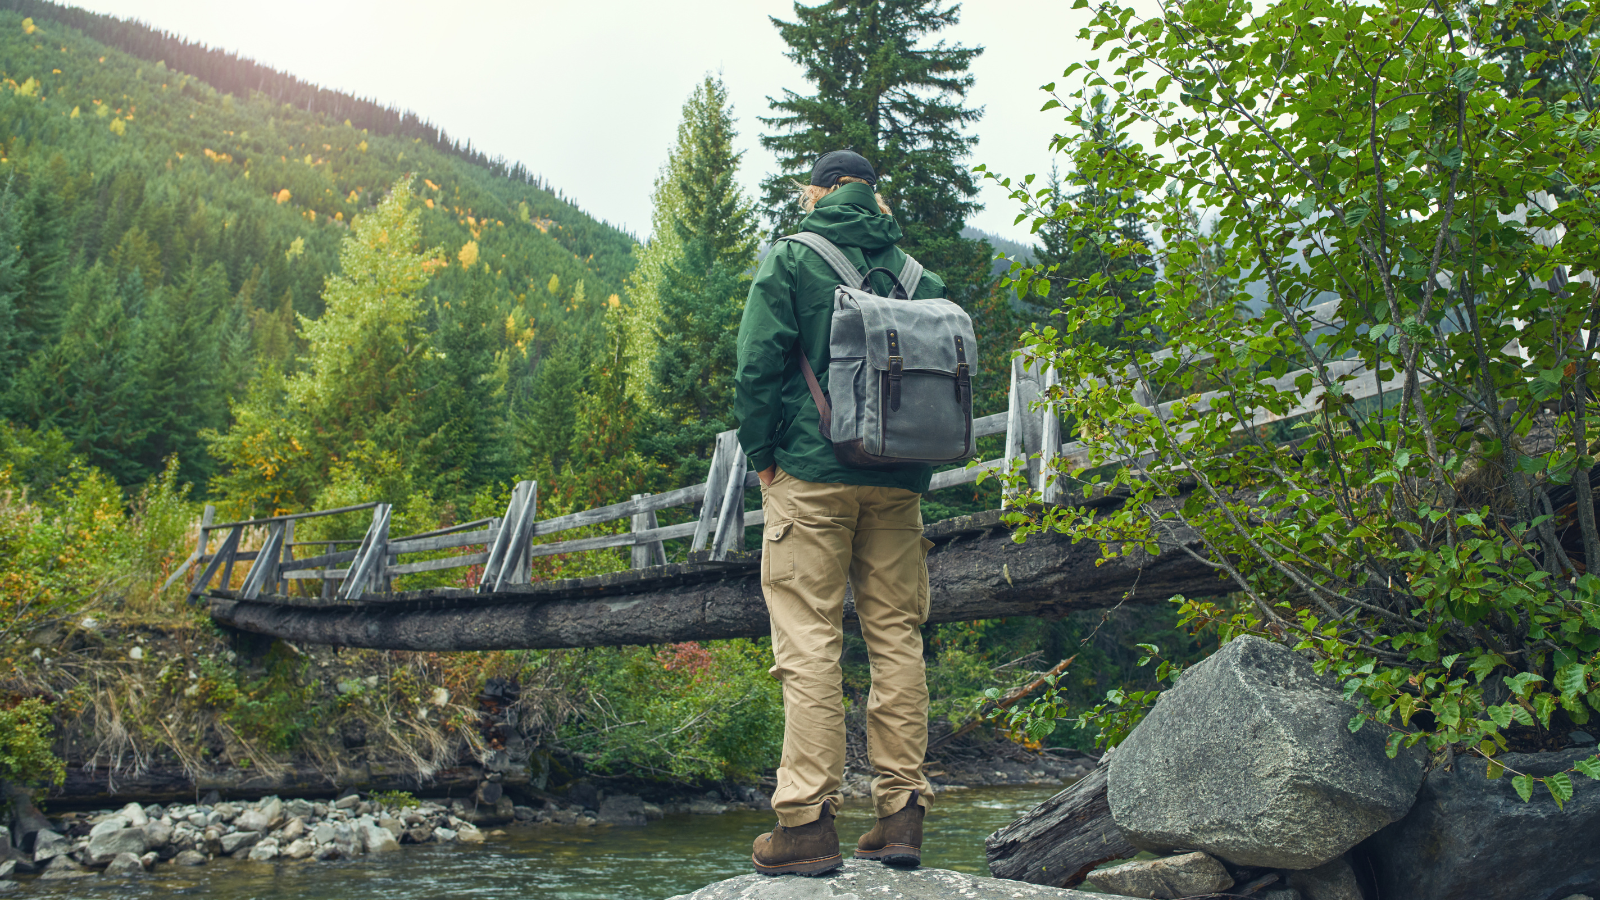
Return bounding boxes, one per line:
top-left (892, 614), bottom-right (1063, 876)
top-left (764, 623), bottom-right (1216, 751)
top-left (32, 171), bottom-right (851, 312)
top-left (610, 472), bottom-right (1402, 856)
top-left (887, 327), bottom-right (904, 412)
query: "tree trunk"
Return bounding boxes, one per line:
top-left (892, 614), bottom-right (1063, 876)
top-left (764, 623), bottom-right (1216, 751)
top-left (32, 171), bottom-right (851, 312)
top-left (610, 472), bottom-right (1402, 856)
top-left (985, 764), bottom-right (1137, 888)
top-left (210, 509), bottom-right (1217, 651)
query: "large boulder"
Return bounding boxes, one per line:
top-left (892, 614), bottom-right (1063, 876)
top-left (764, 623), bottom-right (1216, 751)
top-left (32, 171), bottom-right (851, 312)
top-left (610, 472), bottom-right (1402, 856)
top-left (1107, 636), bottom-right (1425, 869)
top-left (86, 826), bottom-right (150, 866)
top-left (598, 794), bottom-right (647, 827)
top-left (666, 858), bottom-right (1135, 899)
top-left (1357, 746), bottom-right (1600, 900)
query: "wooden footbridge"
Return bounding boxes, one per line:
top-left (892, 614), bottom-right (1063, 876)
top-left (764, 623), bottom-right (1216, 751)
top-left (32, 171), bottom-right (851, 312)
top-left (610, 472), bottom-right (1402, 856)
top-left (184, 320), bottom-right (1384, 651)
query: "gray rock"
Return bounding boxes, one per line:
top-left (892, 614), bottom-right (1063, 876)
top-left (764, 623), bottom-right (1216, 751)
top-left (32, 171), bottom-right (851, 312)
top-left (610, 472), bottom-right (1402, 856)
top-left (104, 851), bottom-right (145, 876)
top-left (32, 828), bottom-right (68, 862)
top-left (312, 822), bottom-right (337, 844)
top-left (689, 799), bottom-right (729, 815)
top-left (1359, 747), bottom-right (1600, 900)
top-left (313, 843), bottom-right (342, 861)
top-left (276, 817), bottom-right (306, 842)
top-left (38, 854), bottom-right (93, 880)
top-left (0, 859), bottom-right (13, 880)
top-left (139, 851), bottom-right (158, 869)
top-left (0, 882), bottom-right (17, 894)
top-left (284, 799), bottom-right (314, 820)
top-left (404, 824), bottom-right (434, 844)
top-left (456, 824), bottom-right (485, 844)
top-left (334, 794), bottom-right (361, 810)
top-left (356, 818), bottom-right (399, 853)
top-left (1108, 636), bottom-right (1425, 869)
top-left (1283, 856), bottom-right (1362, 900)
top-left (598, 794), bottom-right (647, 827)
top-left (88, 816), bottom-right (130, 838)
top-left (213, 803), bottom-right (239, 824)
top-left (1086, 852), bottom-right (1234, 898)
top-left (332, 822), bottom-right (359, 857)
top-left (1558, 895), bottom-right (1595, 900)
top-left (666, 858), bottom-right (1135, 899)
top-left (259, 797), bottom-right (284, 829)
top-left (219, 831), bottom-right (261, 856)
top-left (173, 849), bottom-right (207, 866)
top-left (142, 820), bottom-right (172, 850)
top-left (1259, 891), bottom-right (1301, 900)
top-left (116, 802), bottom-right (149, 828)
top-left (434, 826), bottom-right (458, 843)
top-left (247, 839), bottom-right (279, 862)
top-left (86, 826), bottom-right (150, 865)
top-left (282, 838), bottom-right (314, 860)
top-left (513, 805), bottom-right (536, 821)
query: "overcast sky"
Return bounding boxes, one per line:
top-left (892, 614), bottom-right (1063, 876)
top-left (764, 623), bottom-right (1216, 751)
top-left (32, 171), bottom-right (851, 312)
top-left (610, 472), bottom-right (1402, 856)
top-left (66, 1), bottom-right (1096, 244)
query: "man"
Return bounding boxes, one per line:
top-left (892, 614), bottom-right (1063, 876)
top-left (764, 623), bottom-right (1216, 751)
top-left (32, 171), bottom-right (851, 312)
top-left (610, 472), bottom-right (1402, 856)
top-left (735, 149), bottom-right (942, 876)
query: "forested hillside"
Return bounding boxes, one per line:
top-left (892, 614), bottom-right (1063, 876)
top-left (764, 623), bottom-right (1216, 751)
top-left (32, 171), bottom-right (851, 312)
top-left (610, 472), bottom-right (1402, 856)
top-left (0, 8), bottom-right (635, 502)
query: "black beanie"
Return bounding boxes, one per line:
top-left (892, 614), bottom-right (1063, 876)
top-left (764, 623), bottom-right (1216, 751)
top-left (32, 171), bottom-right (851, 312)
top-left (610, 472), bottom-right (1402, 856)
top-left (810, 150), bottom-right (877, 187)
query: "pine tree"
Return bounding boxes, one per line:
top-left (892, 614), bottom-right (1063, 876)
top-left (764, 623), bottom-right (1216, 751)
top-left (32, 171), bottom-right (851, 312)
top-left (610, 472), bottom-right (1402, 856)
top-left (759, 0), bottom-right (992, 303)
top-left (0, 179), bottom-right (23, 391)
top-left (130, 261), bottom-right (231, 487)
top-left (641, 76), bottom-right (760, 484)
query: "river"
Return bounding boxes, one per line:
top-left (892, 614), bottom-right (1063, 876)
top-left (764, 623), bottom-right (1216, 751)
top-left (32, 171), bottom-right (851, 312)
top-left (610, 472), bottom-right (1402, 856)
top-left (20, 785), bottom-right (1074, 899)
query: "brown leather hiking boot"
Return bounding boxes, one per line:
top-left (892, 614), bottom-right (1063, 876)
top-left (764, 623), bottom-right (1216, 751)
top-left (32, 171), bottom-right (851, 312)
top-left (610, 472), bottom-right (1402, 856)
top-left (854, 790), bottom-right (923, 867)
top-left (751, 800), bottom-right (842, 876)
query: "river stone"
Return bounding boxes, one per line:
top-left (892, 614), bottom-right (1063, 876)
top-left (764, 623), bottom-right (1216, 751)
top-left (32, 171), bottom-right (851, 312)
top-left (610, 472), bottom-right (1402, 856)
top-left (38, 854), bottom-right (93, 880)
top-left (0, 859), bottom-right (13, 880)
top-left (104, 851), bottom-right (145, 876)
top-left (86, 826), bottom-right (150, 865)
top-left (219, 831), bottom-right (261, 856)
top-left (456, 824), bottom-right (485, 844)
top-left (1086, 852), bottom-right (1234, 898)
top-left (1107, 636), bottom-right (1425, 869)
top-left (284, 799), bottom-right (314, 820)
top-left (282, 838), bottom-right (314, 860)
top-left (247, 839), bottom-right (279, 862)
top-left (172, 849), bottom-right (208, 868)
top-left (357, 818), bottom-right (399, 853)
top-left (1282, 855), bottom-right (1362, 900)
top-left (666, 858), bottom-right (1135, 899)
top-left (117, 803), bottom-right (149, 828)
top-left (404, 824), bottom-right (434, 844)
top-left (599, 794), bottom-right (647, 827)
top-left (1357, 746), bottom-right (1600, 900)
top-left (142, 820), bottom-right (172, 850)
top-left (434, 826), bottom-right (458, 842)
top-left (88, 816), bottom-right (130, 838)
top-left (332, 822), bottom-right (359, 857)
top-left (334, 794), bottom-right (362, 810)
top-left (140, 851), bottom-right (158, 869)
top-left (312, 822), bottom-right (337, 844)
top-left (32, 828), bottom-right (68, 862)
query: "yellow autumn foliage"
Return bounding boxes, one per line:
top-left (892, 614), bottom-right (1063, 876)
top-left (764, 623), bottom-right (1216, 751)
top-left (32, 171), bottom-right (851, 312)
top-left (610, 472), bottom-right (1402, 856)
top-left (275, 188), bottom-right (291, 204)
top-left (109, 118), bottom-right (125, 136)
top-left (457, 241), bottom-right (479, 269)
top-left (21, 17), bottom-right (36, 35)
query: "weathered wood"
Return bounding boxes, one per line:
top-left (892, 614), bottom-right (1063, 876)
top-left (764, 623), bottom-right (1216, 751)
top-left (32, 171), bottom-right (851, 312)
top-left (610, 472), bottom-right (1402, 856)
top-left (504, 481), bottom-right (537, 586)
top-left (386, 527), bottom-right (495, 556)
top-left (527, 481), bottom-right (709, 539)
top-left (481, 482), bottom-right (536, 592)
top-left (711, 440), bottom-right (748, 560)
top-left (188, 525), bottom-right (242, 603)
top-left (985, 764), bottom-right (1136, 888)
top-left (49, 761), bottom-right (489, 810)
top-left (203, 501), bottom-right (382, 532)
top-left (160, 505), bottom-right (215, 593)
top-left (338, 504), bottom-right (391, 600)
top-left (528, 519), bottom-right (702, 558)
top-left (631, 493), bottom-right (667, 569)
top-left (692, 431), bottom-right (738, 553)
top-left (385, 551), bottom-right (490, 576)
top-left (210, 506), bottom-right (1220, 651)
top-left (927, 457), bottom-right (1002, 492)
top-left (973, 411), bottom-right (1008, 439)
top-left (240, 522), bottom-right (286, 600)
top-left (279, 548), bottom-right (361, 572)
top-left (1003, 357), bottom-right (1024, 503)
top-left (1040, 366), bottom-right (1062, 505)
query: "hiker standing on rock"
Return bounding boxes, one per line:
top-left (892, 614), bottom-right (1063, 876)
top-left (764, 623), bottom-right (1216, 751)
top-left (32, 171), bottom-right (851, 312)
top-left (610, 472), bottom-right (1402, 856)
top-left (735, 149), bottom-right (977, 876)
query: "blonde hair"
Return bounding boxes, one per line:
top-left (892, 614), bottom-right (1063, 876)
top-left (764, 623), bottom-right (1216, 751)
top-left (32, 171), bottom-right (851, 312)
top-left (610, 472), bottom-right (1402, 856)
top-left (796, 175), bottom-right (892, 215)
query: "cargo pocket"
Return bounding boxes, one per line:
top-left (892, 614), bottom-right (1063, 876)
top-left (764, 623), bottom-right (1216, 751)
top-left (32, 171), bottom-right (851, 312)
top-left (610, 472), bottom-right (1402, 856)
top-left (763, 520), bottom-right (795, 585)
top-left (916, 536), bottom-right (934, 623)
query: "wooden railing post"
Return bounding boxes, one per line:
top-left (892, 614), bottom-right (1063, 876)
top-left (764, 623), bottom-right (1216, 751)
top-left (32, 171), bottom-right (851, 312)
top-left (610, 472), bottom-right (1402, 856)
top-left (692, 431), bottom-right (738, 554)
top-left (241, 521), bottom-right (286, 600)
top-left (187, 524), bottom-right (241, 604)
top-left (1040, 365), bottom-right (1062, 505)
top-left (338, 504), bottom-right (392, 601)
top-left (480, 481), bottom-right (537, 592)
top-left (631, 493), bottom-right (666, 568)
top-left (711, 440), bottom-right (749, 561)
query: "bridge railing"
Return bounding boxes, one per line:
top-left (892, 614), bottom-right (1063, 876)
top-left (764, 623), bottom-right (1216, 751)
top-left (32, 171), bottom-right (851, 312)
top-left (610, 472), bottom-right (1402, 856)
top-left (180, 300), bottom-right (1396, 603)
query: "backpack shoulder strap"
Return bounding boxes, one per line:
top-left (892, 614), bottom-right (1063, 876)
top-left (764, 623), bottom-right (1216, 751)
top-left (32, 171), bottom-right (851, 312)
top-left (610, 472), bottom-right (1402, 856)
top-left (777, 232), bottom-right (865, 289)
top-left (897, 252), bottom-right (925, 299)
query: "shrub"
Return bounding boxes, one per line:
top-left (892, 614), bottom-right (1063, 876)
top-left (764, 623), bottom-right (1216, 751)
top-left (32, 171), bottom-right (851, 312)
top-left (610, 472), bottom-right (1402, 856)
top-left (988, 0), bottom-right (1600, 803)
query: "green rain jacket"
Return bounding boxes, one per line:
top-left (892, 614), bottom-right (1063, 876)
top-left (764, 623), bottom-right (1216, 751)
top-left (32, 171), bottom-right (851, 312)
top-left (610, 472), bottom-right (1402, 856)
top-left (734, 182), bottom-right (947, 493)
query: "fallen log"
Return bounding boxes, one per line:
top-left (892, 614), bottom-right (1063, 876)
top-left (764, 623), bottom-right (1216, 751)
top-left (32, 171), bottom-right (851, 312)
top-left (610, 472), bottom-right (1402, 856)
top-left (928, 655), bottom-right (1076, 753)
top-left (43, 762), bottom-right (489, 811)
top-left (210, 510), bottom-right (1222, 651)
top-left (986, 763), bottom-right (1137, 888)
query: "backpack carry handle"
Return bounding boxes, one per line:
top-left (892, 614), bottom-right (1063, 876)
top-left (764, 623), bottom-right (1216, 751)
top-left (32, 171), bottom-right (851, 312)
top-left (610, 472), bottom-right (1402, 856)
top-left (861, 267), bottom-right (911, 299)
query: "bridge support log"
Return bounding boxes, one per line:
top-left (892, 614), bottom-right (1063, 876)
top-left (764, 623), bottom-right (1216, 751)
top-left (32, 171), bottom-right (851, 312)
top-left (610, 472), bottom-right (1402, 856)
top-left (209, 511), bottom-right (1222, 652)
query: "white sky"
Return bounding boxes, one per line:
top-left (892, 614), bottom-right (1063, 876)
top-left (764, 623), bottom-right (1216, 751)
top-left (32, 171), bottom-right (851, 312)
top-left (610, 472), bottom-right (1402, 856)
top-left (66, 1), bottom-right (1097, 244)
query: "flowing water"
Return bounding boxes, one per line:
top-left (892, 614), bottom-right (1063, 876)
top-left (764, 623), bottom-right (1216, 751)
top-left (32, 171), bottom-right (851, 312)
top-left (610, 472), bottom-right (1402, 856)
top-left (20, 785), bottom-right (1072, 900)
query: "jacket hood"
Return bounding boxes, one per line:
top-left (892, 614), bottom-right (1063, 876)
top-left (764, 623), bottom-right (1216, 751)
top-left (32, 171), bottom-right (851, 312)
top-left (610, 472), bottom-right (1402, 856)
top-left (799, 182), bottom-right (903, 250)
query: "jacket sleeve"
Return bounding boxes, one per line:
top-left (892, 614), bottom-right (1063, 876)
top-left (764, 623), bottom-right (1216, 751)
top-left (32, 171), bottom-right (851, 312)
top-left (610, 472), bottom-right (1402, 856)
top-left (734, 245), bottom-right (799, 474)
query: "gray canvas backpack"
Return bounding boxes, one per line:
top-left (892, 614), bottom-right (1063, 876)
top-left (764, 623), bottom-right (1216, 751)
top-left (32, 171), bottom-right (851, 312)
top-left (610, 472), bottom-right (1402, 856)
top-left (777, 232), bottom-right (977, 468)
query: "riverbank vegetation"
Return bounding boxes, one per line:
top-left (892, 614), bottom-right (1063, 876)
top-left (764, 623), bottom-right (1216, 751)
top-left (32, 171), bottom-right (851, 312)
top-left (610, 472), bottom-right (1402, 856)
top-left (988, 0), bottom-right (1600, 804)
top-left (0, 0), bottom-right (1204, 806)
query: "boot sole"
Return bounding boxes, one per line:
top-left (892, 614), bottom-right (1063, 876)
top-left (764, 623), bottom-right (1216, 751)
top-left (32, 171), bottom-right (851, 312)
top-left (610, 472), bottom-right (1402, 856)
top-left (854, 845), bottom-right (921, 867)
top-left (752, 853), bottom-right (843, 877)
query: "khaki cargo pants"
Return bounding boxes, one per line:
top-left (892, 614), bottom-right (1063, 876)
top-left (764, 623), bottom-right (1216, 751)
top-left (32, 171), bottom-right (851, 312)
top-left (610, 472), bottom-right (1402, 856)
top-left (759, 466), bottom-right (934, 827)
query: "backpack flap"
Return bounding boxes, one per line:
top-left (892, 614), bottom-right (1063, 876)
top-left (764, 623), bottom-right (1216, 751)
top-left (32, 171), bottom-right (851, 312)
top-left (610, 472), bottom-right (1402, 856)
top-left (838, 286), bottom-right (976, 463)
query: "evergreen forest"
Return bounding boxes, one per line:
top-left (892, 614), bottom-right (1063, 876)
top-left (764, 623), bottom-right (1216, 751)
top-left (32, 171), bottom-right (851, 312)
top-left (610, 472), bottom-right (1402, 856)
top-left (0, 0), bottom-right (1201, 799)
